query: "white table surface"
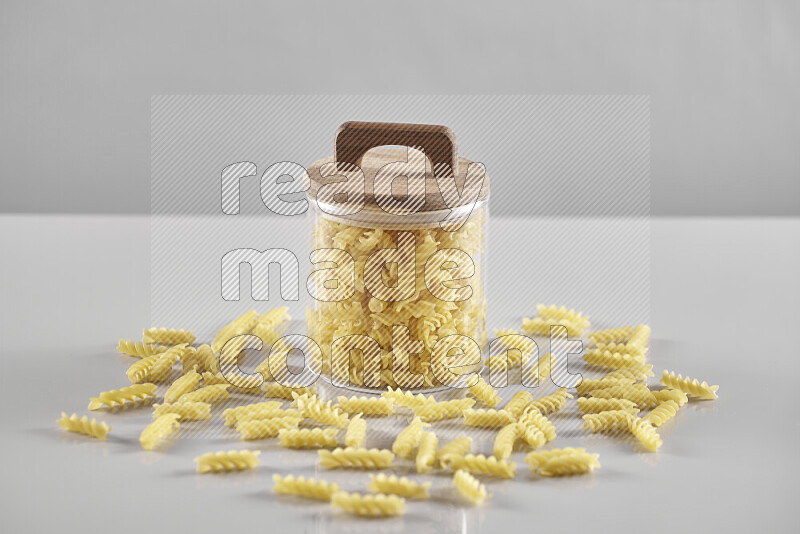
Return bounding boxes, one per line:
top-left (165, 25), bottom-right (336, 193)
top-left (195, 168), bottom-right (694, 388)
top-left (0, 215), bottom-right (798, 533)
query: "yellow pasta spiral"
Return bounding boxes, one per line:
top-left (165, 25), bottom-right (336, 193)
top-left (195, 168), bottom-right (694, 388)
top-left (57, 412), bottom-right (111, 440)
top-left (538, 452), bottom-right (601, 477)
top-left (177, 384), bottom-right (230, 404)
top-left (518, 422), bottom-right (547, 448)
top-left (467, 376), bottom-right (501, 407)
top-left (331, 491), bottom-right (405, 517)
top-left (576, 377), bottom-right (636, 396)
top-left (211, 310), bottom-right (258, 353)
top-left (576, 397), bottom-right (639, 414)
top-left (583, 349), bottom-right (647, 370)
top-left (292, 393), bottom-right (349, 428)
top-left (643, 400), bottom-right (680, 427)
top-left (318, 447), bottom-right (395, 469)
top-left (336, 396), bottom-right (395, 416)
top-left (660, 370), bottom-right (719, 400)
top-left (278, 428), bottom-right (338, 449)
top-left (164, 369), bottom-right (201, 403)
top-left (453, 469), bottom-right (490, 504)
top-left (437, 436), bottom-right (472, 466)
top-left (381, 387), bottom-right (435, 408)
top-left (588, 326), bottom-right (634, 346)
top-left (116, 339), bottom-right (167, 358)
top-left (588, 384), bottom-right (656, 408)
top-left (463, 408), bottom-right (515, 428)
top-left (221, 402), bottom-right (291, 426)
top-left (582, 410), bottom-right (636, 433)
top-left (195, 450), bottom-right (261, 473)
top-left (445, 454), bottom-right (516, 479)
top-left (263, 382), bottom-right (316, 400)
top-left (236, 416), bottom-right (302, 440)
top-left (594, 341), bottom-right (646, 357)
top-left (603, 364), bottom-right (654, 381)
top-left (368, 474), bottom-right (431, 499)
top-left (517, 407), bottom-right (557, 442)
top-left (493, 423), bottom-right (519, 460)
top-left (88, 383), bottom-right (157, 410)
top-left (627, 416), bottom-right (663, 452)
top-left (526, 388), bottom-right (572, 415)
top-left (652, 388), bottom-right (689, 406)
top-left (143, 327), bottom-right (195, 346)
top-left (412, 398), bottom-right (475, 422)
top-left (503, 391), bottom-right (533, 418)
top-left (345, 414), bottom-right (367, 448)
top-left (139, 413), bottom-right (180, 450)
top-left (126, 343), bottom-right (185, 384)
top-left (152, 401), bottom-right (211, 421)
top-left (525, 447), bottom-right (588, 469)
top-left (392, 416), bottom-right (427, 458)
top-left (415, 431), bottom-right (438, 474)
top-left (627, 324), bottom-right (651, 350)
top-left (536, 304), bottom-right (591, 331)
top-left (273, 474), bottom-right (341, 501)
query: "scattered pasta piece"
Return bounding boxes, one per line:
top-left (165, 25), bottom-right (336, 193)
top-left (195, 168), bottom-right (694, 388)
top-left (503, 391), bottom-right (533, 418)
top-left (318, 447), bottom-right (394, 469)
top-left (445, 454), bottom-right (516, 479)
top-left (139, 413), bottom-right (180, 450)
top-left (594, 341), bottom-right (646, 357)
top-left (368, 474), bottom-right (431, 499)
top-left (517, 407), bottom-right (557, 442)
top-left (264, 382), bottom-right (315, 400)
top-left (88, 383), bottom-right (157, 410)
top-left (522, 316), bottom-right (585, 338)
top-left (525, 448), bottom-right (588, 469)
top-left (583, 410), bottom-right (637, 433)
top-left (382, 387), bottom-right (435, 408)
top-left (576, 377), bottom-right (636, 396)
top-left (57, 412), bottom-right (111, 440)
top-left (603, 364), bottom-right (654, 381)
top-left (292, 392), bottom-right (349, 427)
top-left (467, 376), bottom-right (501, 407)
top-left (221, 401), bottom-right (285, 426)
top-left (626, 325), bottom-right (651, 350)
top-left (252, 307), bottom-right (290, 348)
top-left (236, 416), bottom-right (302, 440)
top-left (344, 413), bottom-right (367, 448)
top-left (336, 396), bottom-right (395, 416)
top-left (493, 423), bottom-right (519, 460)
top-left (652, 388), bottom-right (689, 406)
top-left (116, 339), bottom-right (166, 359)
top-left (392, 416), bottom-right (427, 458)
top-left (415, 431), bottom-right (438, 473)
top-left (278, 428), bottom-right (338, 449)
top-left (517, 422), bottom-right (547, 448)
top-left (211, 310), bottom-right (258, 354)
top-left (588, 384), bottom-right (656, 408)
top-left (152, 402), bottom-right (211, 421)
top-left (195, 450), bottom-right (260, 473)
top-left (164, 368), bottom-right (201, 403)
top-left (273, 474), bottom-right (340, 501)
top-left (437, 436), bottom-right (473, 466)
top-left (660, 370), bottom-right (719, 400)
top-left (583, 349), bottom-right (647, 370)
top-left (643, 400), bottom-right (681, 427)
top-left (413, 398), bottom-right (475, 422)
top-left (463, 408), bottom-right (515, 428)
top-left (453, 469), bottom-right (490, 504)
top-left (331, 491), bottom-right (405, 517)
top-left (142, 327), bottom-right (195, 346)
top-left (577, 397), bottom-right (639, 414)
top-left (588, 326), bottom-right (634, 346)
top-left (536, 304), bottom-right (590, 331)
top-left (538, 452), bottom-right (600, 477)
top-left (627, 416), bottom-right (663, 452)
top-left (126, 345), bottom-right (184, 384)
top-left (177, 384), bottom-right (230, 404)
top-left (526, 388), bottom-right (572, 415)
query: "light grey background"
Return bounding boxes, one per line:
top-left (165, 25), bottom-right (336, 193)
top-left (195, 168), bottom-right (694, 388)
top-left (1, 0), bottom-right (798, 216)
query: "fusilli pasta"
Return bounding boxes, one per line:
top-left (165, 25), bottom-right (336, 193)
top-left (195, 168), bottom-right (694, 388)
top-left (345, 414), bottom-right (367, 448)
top-left (318, 447), bottom-right (395, 469)
top-left (143, 327), bottom-right (196, 346)
top-left (273, 474), bottom-right (340, 501)
top-left (139, 413), bottom-right (180, 450)
top-left (445, 454), bottom-right (516, 479)
top-left (152, 401), bottom-right (211, 421)
top-left (57, 412), bottom-right (111, 440)
top-left (331, 491), bottom-right (405, 517)
top-left (195, 450), bottom-right (261, 473)
top-left (278, 428), bottom-right (338, 449)
top-left (660, 370), bottom-right (719, 400)
top-left (392, 416), bottom-right (427, 458)
top-left (88, 384), bottom-right (157, 410)
top-left (453, 469), bottom-right (489, 504)
top-left (415, 431), bottom-right (438, 473)
top-left (164, 369), bottom-right (201, 403)
top-left (368, 473), bottom-right (430, 499)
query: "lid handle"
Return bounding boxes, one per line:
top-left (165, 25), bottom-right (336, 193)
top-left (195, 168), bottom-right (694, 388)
top-left (334, 121), bottom-right (458, 177)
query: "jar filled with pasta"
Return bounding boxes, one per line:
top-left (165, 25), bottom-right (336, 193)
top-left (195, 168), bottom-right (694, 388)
top-left (305, 122), bottom-right (489, 392)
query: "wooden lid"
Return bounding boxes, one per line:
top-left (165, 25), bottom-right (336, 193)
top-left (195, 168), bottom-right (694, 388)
top-left (306, 122), bottom-right (490, 215)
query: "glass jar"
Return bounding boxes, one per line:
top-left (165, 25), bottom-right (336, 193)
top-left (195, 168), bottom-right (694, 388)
top-left (305, 122), bottom-right (489, 392)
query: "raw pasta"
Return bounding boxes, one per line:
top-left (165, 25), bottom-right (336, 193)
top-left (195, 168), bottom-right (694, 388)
top-left (521, 316), bottom-right (584, 338)
top-left (195, 450), bottom-right (261, 473)
top-left (627, 416), bottom-right (663, 452)
top-left (517, 421), bottom-right (546, 448)
top-left (177, 384), bottom-right (230, 404)
top-left (583, 349), bottom-right (647, 370)
top-left (652, 388), bottom-right (689, 406)
top-left (437, 436), bottom-right (472, 466)
top-left (116, 339), bottom-right (167, 359)
top-left (143, 328), bottom-right (196, 346)
top-left (536, 304), bottom-right (590, 331)
top-left (336, 396), bottom-right (395, 416)
top-left (503, 391), bottom-right (533, 418)
top-left (525, 448), bottom-right (588, 469)
top-left (278, 428), bottom-right (338, 449)
top-left (263, 382), bottom-right (316, 400)
top-left (526, 388), bottom-right (572, 415)
top-left (368, 473), bottom-right (430, 499)
top-left (152, 402), bottom-right (211, 421)
top-left (140, 413), bottom-right (180, 450)
top-left (164, 369), bottom-right (201, 403)
top-left (344, 414), bottom-right (367, 448)
top-left (392, 416), bottom-right (427, 458)
top-left (88, 383), bottom-right (157, 410)
top-left (582, 410), bottom-right (636, 433)
top-left (57, 412), bottom-right (111, 440)
top-left (453, 469), bottom-right (489, 504)
top-left (415, 431), bottom-right (438, 473)
top-left (445, 454), bottom-right (516, 479)
top-left (576, 397), bottom-right (638, 414)
top-left (292, 393), bottom-right (349, 428)
top-left (660, 370), bottom-right (719, 400)
top-left (382, 387), bottom-right (435, 408)
top-left (273, 474), bottom-right (341, 501)
top-left (538, 452), bottom-right (600, 477)
top-left (588, 326), bottom-right (634, 346)
top-left (222, 403), bottom-right (294, 426)
top-left (236, 416), bottom-right (303, 440)
top-left (517, 407), bottom-right (556, 442)
top-left (643, 400), bottom-right (680, 427)
top-left (603, 364), bottom-right (654, 381)
top-left (211, 310), bottom-right (258, 354)
top-left (462, 408), bottom-right (515, 428)
top-left (627, 324), bottom-right (651, 350)
top-left (576, 377), bottom-right (636, 396)
top-left (318, 447), bottom-right (395, 469)
top-left (493, 423), bottom-right (519, 460)
top-left (588, 384), bottom-right (657, 408)
top-left (331, 491), bottom-right (405, 517)
top-left (412, 398), bottom-right (475, 422)
top-left (467, 376), bottom-right (501, 407)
